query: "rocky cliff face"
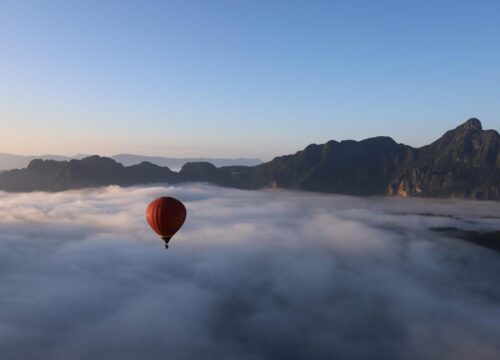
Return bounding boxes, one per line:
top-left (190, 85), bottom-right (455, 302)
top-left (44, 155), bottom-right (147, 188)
top-left (245, 137), bottom-right (414, 195)
top-left (387, 118), bottom-right (500, 200)
top-left (0, 118), bottom-right (499, 200)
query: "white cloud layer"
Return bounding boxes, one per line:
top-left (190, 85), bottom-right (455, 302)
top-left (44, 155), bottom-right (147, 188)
top-left (1, 184), bottom-right (500, 360)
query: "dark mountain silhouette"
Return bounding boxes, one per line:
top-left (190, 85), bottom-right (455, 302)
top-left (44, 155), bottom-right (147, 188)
top-left (0, 153), bottom-right (262, 171)
top-left (1, 118), bottom-right (499, 200)
top-left (0, 153), bottom-right (77, 171)
top-left (111, 154), bottom-right (262, 169)
top-left (387, 118), bottom-right (499, 199)
top-left (0, 157), bottom-right (176, 192)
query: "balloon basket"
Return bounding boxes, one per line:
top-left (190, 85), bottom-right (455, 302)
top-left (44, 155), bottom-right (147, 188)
top-left (162, 236), bottom-right (171, 250)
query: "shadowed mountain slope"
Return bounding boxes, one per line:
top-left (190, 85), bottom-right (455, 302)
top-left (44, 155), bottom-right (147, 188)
top-left (1, 118), bottom-right (498, 200)
top-left (387, 118), bottom-right (500, 199)
top-left (0, 156), bottom-right (177, 192)
top-left (0, 153), bottom-right (262, 171)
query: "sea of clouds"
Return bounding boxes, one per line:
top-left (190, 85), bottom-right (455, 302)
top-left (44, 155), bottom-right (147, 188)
top-left (0, 184), bottom-right (500, 360)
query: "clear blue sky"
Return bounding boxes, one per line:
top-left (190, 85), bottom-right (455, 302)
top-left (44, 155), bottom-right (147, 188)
top-left (1, 0), bottom-right (499, 160)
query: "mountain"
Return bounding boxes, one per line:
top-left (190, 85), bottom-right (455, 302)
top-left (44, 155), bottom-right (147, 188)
top-left (0, 153), bottom-right (76, 171)
top-left (0, 156), bottom-right (177, 192)
top-left (387, 118), bottom-right (499, 199)
top-left (111, 154), bottom-right (262, 170)
top-left (239, 137), bottom-right (415, 194)
top-left (0, 153), bottom-right (262, 171)
top-left (178, 118), bottom-right (499, 200)
top-left (0, 118), bottom-right (498, 200)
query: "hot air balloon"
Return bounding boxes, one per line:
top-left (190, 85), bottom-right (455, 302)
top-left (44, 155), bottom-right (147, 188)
top-left (146, 197), bottom-right (186, 249)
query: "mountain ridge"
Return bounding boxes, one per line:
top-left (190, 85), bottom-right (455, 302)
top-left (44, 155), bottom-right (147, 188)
top-left (0, 153), bottom-right (263, 171)
top-left (1, 118), bottom-right (498, 200)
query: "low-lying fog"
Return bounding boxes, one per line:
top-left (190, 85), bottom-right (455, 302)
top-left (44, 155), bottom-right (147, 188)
top-left (1, 185), bottom-right (499, 360)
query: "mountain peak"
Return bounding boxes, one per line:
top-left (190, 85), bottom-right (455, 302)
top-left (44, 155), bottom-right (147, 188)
top-left (457, 118), bottom-right (482, 131)
top-left (430, 118), bottom-right (484, 145)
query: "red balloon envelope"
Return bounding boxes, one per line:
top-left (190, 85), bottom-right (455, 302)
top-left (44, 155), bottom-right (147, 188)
top-left (146, 197), bottom-right (186, 248)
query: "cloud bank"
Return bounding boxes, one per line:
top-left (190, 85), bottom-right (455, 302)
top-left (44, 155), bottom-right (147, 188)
top-left (1, 184), bottom-right (500, 360)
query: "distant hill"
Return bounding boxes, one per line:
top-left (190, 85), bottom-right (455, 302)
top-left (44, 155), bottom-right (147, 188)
top-left (0, 157), bottom-right (177, 192)
top-left (0, 153), bottom-right (262, 171)
top-left (111, 154), bottom-right (262, 170)
top-left (1, 118), bottom-right (499, 200)
top-left (0, 153), bottom-right (76, 171)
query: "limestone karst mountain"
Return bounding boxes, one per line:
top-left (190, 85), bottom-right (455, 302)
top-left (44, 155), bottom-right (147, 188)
top-left (1, 118), bottom-right (498, 200)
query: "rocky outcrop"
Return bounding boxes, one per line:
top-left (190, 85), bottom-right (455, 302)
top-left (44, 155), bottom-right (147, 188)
top-left (387, 118), bottom-right (500, 200)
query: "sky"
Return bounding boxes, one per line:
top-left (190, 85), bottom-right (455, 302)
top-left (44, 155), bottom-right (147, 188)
top-left (0, 0), bottom-right (499, 160)
top-left (1, 184), bottom-right (500, 359)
